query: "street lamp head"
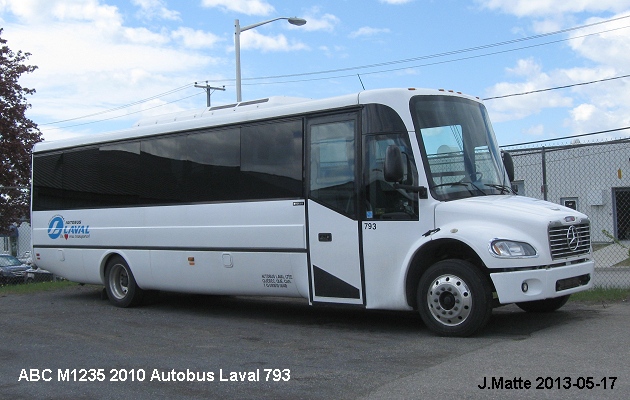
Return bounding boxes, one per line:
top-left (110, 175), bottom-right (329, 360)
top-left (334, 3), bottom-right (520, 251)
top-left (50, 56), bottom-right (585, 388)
top-left (287, 17), bottom-right (307, 26)
top-left (235, 16), bottom-right (307, 102)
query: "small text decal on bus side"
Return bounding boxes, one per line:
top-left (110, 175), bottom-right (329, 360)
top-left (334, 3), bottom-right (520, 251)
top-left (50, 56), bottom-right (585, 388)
top-left (262, 274), bottom-right (293, 289)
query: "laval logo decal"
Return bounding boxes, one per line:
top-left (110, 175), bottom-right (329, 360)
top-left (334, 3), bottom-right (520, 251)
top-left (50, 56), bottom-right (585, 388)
top-left (47, 215), bottom-right (91, 240)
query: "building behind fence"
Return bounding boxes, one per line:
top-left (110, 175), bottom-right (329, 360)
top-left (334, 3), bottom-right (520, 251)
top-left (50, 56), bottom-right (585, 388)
top-left (507, 138), bottom-right (630, 288)
top-left (1, 221), bottom-right (31, 260)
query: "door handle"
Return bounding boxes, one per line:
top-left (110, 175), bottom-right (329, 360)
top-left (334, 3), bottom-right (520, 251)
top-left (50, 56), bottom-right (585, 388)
top-left (318, 233), bottom-right (332, 242)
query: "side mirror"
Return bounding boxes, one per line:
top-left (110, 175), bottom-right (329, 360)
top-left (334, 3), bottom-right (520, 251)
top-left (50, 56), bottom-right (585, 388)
top-left (501, 150), bottom-right (515, 182)
top-left (384, 145), bottom-right (404, 182)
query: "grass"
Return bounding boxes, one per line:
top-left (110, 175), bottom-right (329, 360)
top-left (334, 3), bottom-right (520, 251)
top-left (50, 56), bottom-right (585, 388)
top-left (592, 242), bottom-right (612, 252)
top-left (613, 259), bottom-right (630, 267)
top-left (570, 287), bottom-right (630, 303)
top-left (2, 279), bottom-right (628, 305)
top-left (0, 280), bottom-right (77, 296)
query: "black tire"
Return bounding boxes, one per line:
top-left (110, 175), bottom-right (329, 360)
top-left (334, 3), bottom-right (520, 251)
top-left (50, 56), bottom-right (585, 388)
top-left (104, 256), bottom-right (144, 307)
top-left (516, 295), bottom-right (570, 313)
top-left (417, 259), bottom-right (493, 337)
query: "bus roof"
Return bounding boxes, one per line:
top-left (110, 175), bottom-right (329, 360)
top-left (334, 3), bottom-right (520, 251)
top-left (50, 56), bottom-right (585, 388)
top-left (33, 88), bottom-right (481, 153)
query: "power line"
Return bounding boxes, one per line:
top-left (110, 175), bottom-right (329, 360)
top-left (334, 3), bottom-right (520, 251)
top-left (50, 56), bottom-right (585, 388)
top-left (45, 92), bottom-right (204, 131)
top-left (483, 74), bottom-right (630, 100)
top-left (501, 126), bottom-right (630, 148)
top-left (39, 83), bottom-right (195, 126)
top-left (40, 14), bottom-right (630, 128)
top-left (241, 14), bottom-right (630, 82)
top-left (238, 23), bottom-right (630, 88)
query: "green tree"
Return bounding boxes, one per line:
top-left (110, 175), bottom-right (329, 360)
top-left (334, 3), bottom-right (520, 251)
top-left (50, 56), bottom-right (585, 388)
top-left (0, 28), bottom-right (42, 234)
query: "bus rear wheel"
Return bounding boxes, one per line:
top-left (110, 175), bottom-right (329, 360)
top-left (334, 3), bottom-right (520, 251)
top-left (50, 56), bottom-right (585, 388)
top-left (105, 256), bottom-right (144, 307)
top-left (417, 259), bottom-right (493, 337)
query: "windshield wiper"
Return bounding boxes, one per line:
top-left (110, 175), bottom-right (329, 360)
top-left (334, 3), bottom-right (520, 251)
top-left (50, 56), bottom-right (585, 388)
top-left (431, 182), bottom-right (470, 189)
top-left (431, 181), bottom-right (485, 196)
top-left (485, 183), bottom-right (514, 194)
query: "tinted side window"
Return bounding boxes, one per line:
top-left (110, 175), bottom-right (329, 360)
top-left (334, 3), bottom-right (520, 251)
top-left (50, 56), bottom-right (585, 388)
top-left (32, 152), bottom-right (63, 211)
top-left (140, 136), bottom-right (186, 204)
top-left (98, 142), bottom-right (141, 206)
top-left (364, 134), bottom-right (418, 220)
top-left (309, 118), bottom-right (357, 217)
top-left (32, 119), bottom-right (304, 210)
top-left (241, 119), bottom-right (303, 199)
top-left (186, 127), bottom-right (240, 202)
top-left (60, 148), bottom-right (101, 209)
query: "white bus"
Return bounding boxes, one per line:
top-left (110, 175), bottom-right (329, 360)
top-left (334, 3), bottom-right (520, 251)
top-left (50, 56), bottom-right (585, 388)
top-left (31, 88), bottom-right (593, 336)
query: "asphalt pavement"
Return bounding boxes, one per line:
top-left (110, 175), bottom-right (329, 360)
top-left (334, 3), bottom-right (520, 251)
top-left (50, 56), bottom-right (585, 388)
top-left (0, 285), bottom-right (628, 399)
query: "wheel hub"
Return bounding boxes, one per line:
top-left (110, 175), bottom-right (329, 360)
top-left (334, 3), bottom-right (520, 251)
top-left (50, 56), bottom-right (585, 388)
top-left (427, 274), bottom-right (473, 326)
top-left (109, 264), bottom-right (129, 300)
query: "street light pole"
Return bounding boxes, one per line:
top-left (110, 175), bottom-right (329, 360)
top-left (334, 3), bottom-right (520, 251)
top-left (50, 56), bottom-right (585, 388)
top-left (234, 17), bottom-right (306, 102)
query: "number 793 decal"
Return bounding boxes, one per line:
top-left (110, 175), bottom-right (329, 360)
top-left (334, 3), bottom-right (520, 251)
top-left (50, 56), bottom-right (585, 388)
top-left (364, 222), bottom-right (377, 230)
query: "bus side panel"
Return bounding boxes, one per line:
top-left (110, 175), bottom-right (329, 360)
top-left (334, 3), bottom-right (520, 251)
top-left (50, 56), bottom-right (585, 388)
top-left (85, 249), bottom-right (152, 287)
top-left (31, 200), bottom-right (309, 296)
top-left (147, 250), bottom-right (308, 297)
top-left (31, 247), bottom-right (90, 284)
top-left (362, 223), bottom-right (428, 311)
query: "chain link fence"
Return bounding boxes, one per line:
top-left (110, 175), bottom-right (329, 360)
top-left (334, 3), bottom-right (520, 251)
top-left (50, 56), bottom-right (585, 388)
top-left (1, 221), bottom-right (33, 285)
top-left (1, 221), bottom-right (31, 257)
top-left (506, 138), bottom-right (630, 288)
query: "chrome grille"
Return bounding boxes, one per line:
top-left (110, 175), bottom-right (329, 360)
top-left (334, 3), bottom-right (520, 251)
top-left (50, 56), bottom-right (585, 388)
top-left (549, 222), bottom-right (591, 260)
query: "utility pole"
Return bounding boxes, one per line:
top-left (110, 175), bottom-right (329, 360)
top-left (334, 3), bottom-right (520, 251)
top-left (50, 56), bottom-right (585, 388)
top-left (194, 82), bottom-right (226, 107)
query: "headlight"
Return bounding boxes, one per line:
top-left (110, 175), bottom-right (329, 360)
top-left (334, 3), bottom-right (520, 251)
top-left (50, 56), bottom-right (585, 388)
top-left (490, 240), bottom-right (537, 258)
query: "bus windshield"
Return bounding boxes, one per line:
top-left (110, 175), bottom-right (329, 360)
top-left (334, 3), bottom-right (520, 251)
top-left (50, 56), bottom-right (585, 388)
top-left (411, 95), bottom-right (510, 201)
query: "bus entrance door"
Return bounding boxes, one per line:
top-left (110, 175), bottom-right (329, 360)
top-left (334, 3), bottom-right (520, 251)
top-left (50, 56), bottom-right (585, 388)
top-left (307, 114), bottom-right (364, 305)
top-left (307, 201), bottom-right (363, 305)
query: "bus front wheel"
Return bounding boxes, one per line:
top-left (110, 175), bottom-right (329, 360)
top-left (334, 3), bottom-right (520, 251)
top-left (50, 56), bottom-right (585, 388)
top-left (105, 256), bottom-right (144, 307)
top-left (417, 259), bottom-right (493, 337)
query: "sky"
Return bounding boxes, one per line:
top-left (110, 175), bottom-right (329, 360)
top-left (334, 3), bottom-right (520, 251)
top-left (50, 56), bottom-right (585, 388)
top-left (2, 0), bottom-right (630, 147)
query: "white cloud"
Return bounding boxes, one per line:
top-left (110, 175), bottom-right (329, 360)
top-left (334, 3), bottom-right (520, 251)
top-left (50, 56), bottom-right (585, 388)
top-left (171, 27), bottom-right (223, 49)
top-left (480, 3), bottom-right (630, 139)
top-left (530, 18), bottom-right (564, 34)
top-left (319, 45), bottom-right (348, 59)
top-left (14, 23), bottom-right (211, 78)
top-left (571, 103), bottom-right (596, 122)
top-left (379, 0), bottom-right (414, 4)
top-left (300, 9), bottom-right (340, 33)
top-left (349, 26), bottom-right (391, 38)
top-left (505, 58), bottom-right (542, 77)
top-left (238, 30), bottom-right (308, 52)
top-left (1, 0), bottom-right (223, 141)
top-left (524, 124), bottom-right (545, 136)
top-left (201, 0), bottom-right (274, 16)
top-left (1, 0), bottom-right (122, 24)
top-left (123, 26), bottom-right (170, 45)
top-left (568, 13), bottom-right (630, 68)
top-left (477, 0), bottom-right (630, 36)
top-left (132, 0), bottom-right (181, 21)
top-left (477, 0), bottom-right (630, 17)
top-left (394, 68), bottom-right (420, 76)
top-left (489, 56), bottom-right (630, 136)
top-left (484, 59), bottom-right (573, 122)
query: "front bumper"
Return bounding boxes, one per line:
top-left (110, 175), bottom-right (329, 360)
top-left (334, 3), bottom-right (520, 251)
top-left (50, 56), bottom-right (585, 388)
top-left (0, 271), bottom-right (27, 284)
top-left (25, 269), bottom-right (55, 283)
top-left (490, 259), bottom-right (594, 304)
